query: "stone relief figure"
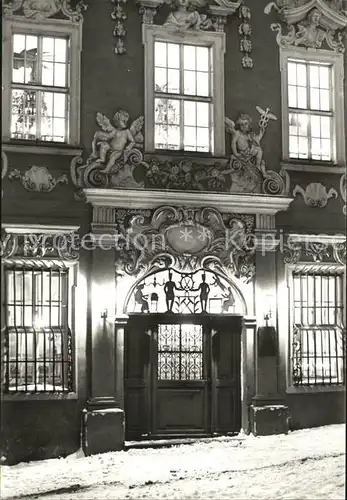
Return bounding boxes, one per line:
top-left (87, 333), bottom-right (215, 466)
top-left (90, 110), bottom-right (144, 174)
top-left (222, 287), bottom-right (235, 313)
top-left (294, 8), bottom-right (326, 47)
top-left (226, 114), bottom-right (265, 170)
top-left (164, 0), bottom-right (212, 30)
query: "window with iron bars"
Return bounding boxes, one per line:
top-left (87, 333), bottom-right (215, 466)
top-left (291, 271), bottom-right (345, 387)
top-left (3, 265), bottom-right (73, 393)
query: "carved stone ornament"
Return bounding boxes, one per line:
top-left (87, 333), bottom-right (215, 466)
top-left (8, 165), bottom-right (68, 192)
top-left (71, 105), bottom-right (290, 197)
top-left (1, 152), bottom-right (8, 198)
top-left (293, 182), bottom-right (338, 207)
top-left (112, 0), bottom-right (127, 55)
top-left (333, 241), bottom-right (346, 265)
top-left (3, 0), bottom-right (87, 21)
top-left (1, 231), bottom-right (80, 261)
top-left (283, 236), bottom-right (347, 264)
top-left (340, 173), bottom-right (346, 214)
top-left (225, 106), bottom-right (290, 195)
top-left (112, 207), bottom-right (256, 282)
top-left (264, 0), bottom-right (347, 52)
top-left (239, 4), bottom-right (253, 68)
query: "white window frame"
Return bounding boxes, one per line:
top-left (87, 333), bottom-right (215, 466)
top-left (280, 47), bottom-right (345, 169)
top-left (2, 16), bottom-right (82, 146)
top-left (286, 261), bottom-right (346, 394)
top-left (142, 24), bottom-right (226, 156)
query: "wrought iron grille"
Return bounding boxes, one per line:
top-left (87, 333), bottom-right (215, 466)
top-left (157, 324), bottom-right (203, 380)
top-left (4, 266), bottom-right (73, 392)
top-left (292, 272), bottom-right (345, 386)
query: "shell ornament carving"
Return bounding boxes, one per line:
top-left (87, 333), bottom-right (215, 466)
top-left (8, 165), bottom-right (68, 192)
top-left (293, 182), bottom-right (338, 207)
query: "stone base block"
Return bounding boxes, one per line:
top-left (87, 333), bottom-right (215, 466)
top-left (82, 407), bottom-right (125, 455)
top-left (250, 404), bottom-right (289, 436)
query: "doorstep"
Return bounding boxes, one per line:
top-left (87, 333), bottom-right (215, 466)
top-left (124, 434), bottom-right (245, 450)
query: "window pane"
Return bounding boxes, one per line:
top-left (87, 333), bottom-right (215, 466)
top-left (197, 72), bottom-right (209, 96)
top-left (184, 70), bottom-right (196, 95)
top-left (297, 87), bottom-right (307, 108)
top-left (196, 47), bottom-right (209, 71)
top-left (167, 68), bottom-right (179, 93)
top-left (196, 102), bottom-right (209, 127)
top-left (288, 62), bottom-right (297, 85)
top-left (288, 86), bottom-right (297, 107)
top-left (53, 118), bottom-right (66, 142)
top-left (184, 101), bottom-right (196, 126)
top-left (42, 37), bottom-right (54, 63)
top-left (184, 126), bottom-right (197, 149)
top-left (54, 38), bottom-right (67, 63)
top-left (319, 66), bottom-right (330, 89)
top-left (311, 115), bottom-right (321, 138)
top-left (197, 127), bottom-right (209, 148)
top-left (320, 116), bottom-right (330, 139)
top-left (24, 35), bottom-right (38, 84)
top-left (309, 65), bottom-right (319, 87)
top-left (53, 93), bottom-right (67, 118)
top-left (167, 43), bottom-right (179, 69)
top-left (183, 45), bottom-right (196, 70)
top-left (155, 42), bottom-right (167, 67)
top-left (42, 62), bottom-right (54, 86)
top-left (296, 63), bottom-right (307, 86)
top-left (155, 67), bottom-right (167, 92)
top-left (310, 88), bottom-right (320, 110)
top-left (320, 89), bottom-right (330, 111)
top-left (11, 89), bottom-right (37, 139)
top-left (54, 63), bottom-right (67, 87)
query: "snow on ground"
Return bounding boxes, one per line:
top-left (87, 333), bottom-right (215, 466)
top-left (1, 424), bottom-right (345, 499)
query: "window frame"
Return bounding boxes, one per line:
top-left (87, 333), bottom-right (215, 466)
top-left (280, 47), bottom-right (345, 168)
top-left (286, 262), bottom-right (346, 393)
top-left (2, 16), bottom-right (82, 146)
top-left (142, 24), bottom-right (226, 156)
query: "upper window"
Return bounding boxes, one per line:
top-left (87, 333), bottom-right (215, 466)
top-left (143, 25), bottom-right (225, 156)
top-left (290, 269), bottom-right (345, 387)
top-left (2, 18), bottom-right (82, 145)
top-left (280, 48), bottom-right (345, 166)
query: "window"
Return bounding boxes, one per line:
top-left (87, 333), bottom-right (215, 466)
top-left (3, 265), bottom-right (73, 393)
top-left (157, 324), bottom-right (203, 380)
top-left (280, 48), bottom-right (345, 166)
top-left (143, 25), bottom-right (226, 156)
top-left (291, 270), bottom-right (345, 387)
top-left (2, 18), bottom-right (82, 145)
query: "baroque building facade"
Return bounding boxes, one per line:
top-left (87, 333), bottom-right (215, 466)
top-left (1, 0), bottom-right (346, 464)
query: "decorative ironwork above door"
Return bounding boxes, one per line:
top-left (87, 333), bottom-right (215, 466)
top-left (126, 268), bottom-right (242, 315)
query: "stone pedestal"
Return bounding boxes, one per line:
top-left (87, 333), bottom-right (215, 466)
top-left (82, 399), bottom-right (125, 455)
top-left (250, 404), bottom-right (289, 436)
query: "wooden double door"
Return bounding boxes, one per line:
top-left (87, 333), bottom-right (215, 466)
top-left (125, 314), bottom-right (242, 439)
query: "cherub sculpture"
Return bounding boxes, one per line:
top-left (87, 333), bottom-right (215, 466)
top-left (90, 110), bottom-right (144, 174)
top-left (294, 9), bottom-right (326, 48)
top-left (164, 0), bottom-right (213, 30)
top-left (225, 106), bottom-right (277, 171)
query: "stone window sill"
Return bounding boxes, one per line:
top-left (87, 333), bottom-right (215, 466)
top-left (281, 161), bottom-right (345, 174)
top-left (286, 385), bottom-right (345, 394)
top-left (2, 141), bottom-right (84, 157)
top-left (2, 392), bottom-right (78, 401)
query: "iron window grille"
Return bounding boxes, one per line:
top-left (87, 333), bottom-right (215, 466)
top-left (157, 323), bottom-right (204, 380)
top-left (291, 271), bottom-right (345, 386)
top-left (3, 265), bottom-right (73, 393)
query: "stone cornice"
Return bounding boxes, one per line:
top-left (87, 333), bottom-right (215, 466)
top-left (3, 223), bottom-right (80, 234)
top-left (83, 188), bottom-right (293, 215)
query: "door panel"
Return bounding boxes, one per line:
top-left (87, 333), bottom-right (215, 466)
top-left (125, 314), bottom-right (242, 439)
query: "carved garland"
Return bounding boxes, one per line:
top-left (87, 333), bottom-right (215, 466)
top-left (238, 4), bottom-right (253, 68)
top-left (111, 0), bottom-right (127, 55)
top-left (264, 0), bottom-right (347, 52)
top-left (8, 166), bottom-right (68, 192)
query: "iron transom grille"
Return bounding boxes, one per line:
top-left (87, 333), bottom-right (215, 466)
top-left (157, 324), bottom-right (203, 380)
top-left (4, 265), bottom-right (73, 393)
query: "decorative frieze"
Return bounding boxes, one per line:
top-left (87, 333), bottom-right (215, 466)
top-left (1, 225), bottom-right (80, 261)
top-left (8, 165), bottom-right (68, 192)
top-left (293, 182), bottom-right (338, 207)
top-left (71, 106), bottom-right (290, 197)
top-left (3, 0), bottom-right (88, 21)
top-left (264, 0), bottom-right (347, 52)
top-left (283, 234), bottom-right (346, 265)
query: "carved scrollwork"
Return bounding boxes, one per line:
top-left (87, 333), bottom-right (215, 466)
top-left (305, 242), bottom-right (330, 262)
top-left (8, 165), bottom-right (68, 192)
top-left (293, 182), bottom-right (338, 207)
top-left (333, 241), bottom-right (346, 265)
top-left (340, 173), bottom-right (346, 215)
top-left (283, 242), bottom-right (302, 264)
top-left (265, 0), bottom-right (347, 52)
top-left (114, 206), bottom-right (255, 281)
top-left (3, 0), bottom-right (87, 21)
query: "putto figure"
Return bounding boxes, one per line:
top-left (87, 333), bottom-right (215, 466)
top-left (225, 106), bottom-right (277, 171)
top-left (164, 0), bottom-right (212, 30)
top-left (90, 110), bottom-right (144, 173)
